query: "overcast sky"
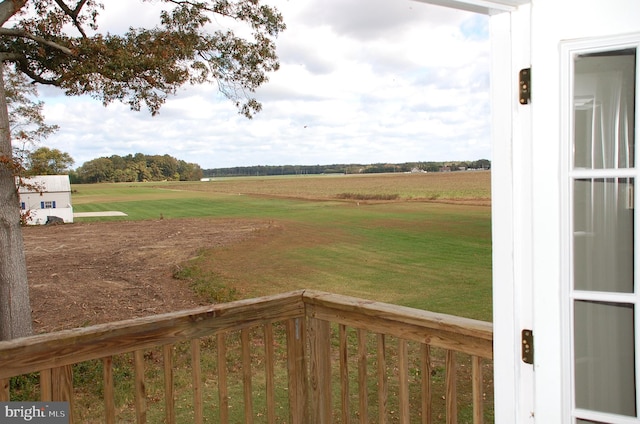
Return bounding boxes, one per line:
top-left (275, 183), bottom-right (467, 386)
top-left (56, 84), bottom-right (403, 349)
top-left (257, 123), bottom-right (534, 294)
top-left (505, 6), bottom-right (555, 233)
top-left (37, 0), bottom-right (490, 169)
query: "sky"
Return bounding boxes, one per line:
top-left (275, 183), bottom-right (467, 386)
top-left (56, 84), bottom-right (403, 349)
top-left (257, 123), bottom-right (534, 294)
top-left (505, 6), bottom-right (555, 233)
top-left (36, 0), bottom-right (491, 170)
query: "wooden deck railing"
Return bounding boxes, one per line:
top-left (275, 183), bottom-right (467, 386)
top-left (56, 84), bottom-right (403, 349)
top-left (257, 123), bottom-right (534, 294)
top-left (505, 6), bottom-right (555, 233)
top-left (0, 290), bottom-right (493, 423)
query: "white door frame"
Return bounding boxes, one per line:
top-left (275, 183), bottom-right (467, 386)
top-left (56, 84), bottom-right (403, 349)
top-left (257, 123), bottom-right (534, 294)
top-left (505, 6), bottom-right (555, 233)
top-left (414, 0), bottom-right (534, 422)
top-left (490, 5), bottom-right (534, 423)
top-left (414, 0), bottom-right (527, 14)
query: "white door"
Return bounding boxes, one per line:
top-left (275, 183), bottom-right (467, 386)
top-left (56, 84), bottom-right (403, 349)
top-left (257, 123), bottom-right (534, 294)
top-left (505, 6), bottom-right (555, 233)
top-left (413, 1), bottom-right (640, 422)
top-left (530, 2), bottom-right (640, 423)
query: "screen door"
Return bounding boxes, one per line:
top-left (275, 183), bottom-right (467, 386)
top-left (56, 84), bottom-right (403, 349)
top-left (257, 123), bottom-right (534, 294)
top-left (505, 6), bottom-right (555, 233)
top-left (569, 45), bottom-right (639, 423)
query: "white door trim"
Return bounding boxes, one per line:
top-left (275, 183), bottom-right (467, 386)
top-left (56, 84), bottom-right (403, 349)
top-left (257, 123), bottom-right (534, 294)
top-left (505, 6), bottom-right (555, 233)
top-left (490, 4), bottom-right (534, 423)
top-left (412, 0), bottom-right (529, 15)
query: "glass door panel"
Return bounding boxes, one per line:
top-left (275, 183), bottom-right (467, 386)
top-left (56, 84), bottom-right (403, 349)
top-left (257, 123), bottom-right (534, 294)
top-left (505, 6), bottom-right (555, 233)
top-left (574, 300), bottom-right (636, 416)
top-left (573, 50), bottom-right (636, 169)
top-left (573, 178), bottom-right (634, 293)
top-left (571, 46), bottom-right (637, 422)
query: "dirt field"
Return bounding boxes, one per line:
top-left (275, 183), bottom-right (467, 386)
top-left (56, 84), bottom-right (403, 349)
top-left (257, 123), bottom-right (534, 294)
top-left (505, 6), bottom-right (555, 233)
top-left (24, 218), bottom-right (273, 334)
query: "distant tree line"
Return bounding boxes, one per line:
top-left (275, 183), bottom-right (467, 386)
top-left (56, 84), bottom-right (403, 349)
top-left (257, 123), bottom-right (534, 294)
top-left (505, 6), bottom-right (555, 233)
top-left (26, 148), bottom-right (489, 183)
top-left (203, 159), bottom-right (490, 177)
top-left (73, 153), bottom-right (203, 183)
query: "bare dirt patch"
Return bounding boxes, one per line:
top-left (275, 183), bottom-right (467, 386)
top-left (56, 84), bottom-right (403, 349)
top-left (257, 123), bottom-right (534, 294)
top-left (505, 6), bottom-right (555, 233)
top-left (23, 218), bottom-right (274, 334)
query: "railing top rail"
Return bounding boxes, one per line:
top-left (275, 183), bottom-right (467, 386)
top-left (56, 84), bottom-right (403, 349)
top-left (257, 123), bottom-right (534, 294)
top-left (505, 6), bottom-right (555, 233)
top-left (301, 290), bottom-right (492, 339)
top-left (0, 290), bottom-right (306, 379)
top-left (301, 290), bottom-right (493, 359)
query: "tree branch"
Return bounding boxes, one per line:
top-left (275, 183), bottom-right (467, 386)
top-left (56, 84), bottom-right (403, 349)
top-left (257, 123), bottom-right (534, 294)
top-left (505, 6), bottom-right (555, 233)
top-left (53, 0), bottom-right (91, 37)
top-left (15, 64), bottom-right (61, 86)
top-left (0, 52), bottom-right (20, 61)
top-left (54, 0), bottom-right (88, 19)
top-left (0, 28), bottom-right (74, 55)
top-left (0, 0), bottom-right (27, 27)
top-left (0, 55), bottom-right (63, 86)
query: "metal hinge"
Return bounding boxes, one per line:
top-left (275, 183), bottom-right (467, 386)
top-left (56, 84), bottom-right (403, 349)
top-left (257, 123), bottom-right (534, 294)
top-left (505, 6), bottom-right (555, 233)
top-left (519, 68), bottom-right (531, 105)
top-left (522, 329), bottom-right (534, 364)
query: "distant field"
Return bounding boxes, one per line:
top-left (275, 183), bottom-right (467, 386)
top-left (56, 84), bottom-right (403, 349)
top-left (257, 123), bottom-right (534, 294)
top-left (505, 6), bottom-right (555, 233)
top-left (167, 171), bottom-right (490, 202)
top-left (72, 171), bottom-right (493, 321)
top-left (73, 171), bottom-right (491, 205)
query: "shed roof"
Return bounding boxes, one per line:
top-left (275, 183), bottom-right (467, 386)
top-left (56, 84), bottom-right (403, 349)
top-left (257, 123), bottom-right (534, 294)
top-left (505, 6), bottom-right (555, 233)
top-left (18, 175), bottom-right (71, 194)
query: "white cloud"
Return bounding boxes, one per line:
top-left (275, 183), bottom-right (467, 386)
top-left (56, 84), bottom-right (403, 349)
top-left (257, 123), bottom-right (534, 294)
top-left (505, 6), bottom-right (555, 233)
top-left (38, 0), bottom-right (491, 169)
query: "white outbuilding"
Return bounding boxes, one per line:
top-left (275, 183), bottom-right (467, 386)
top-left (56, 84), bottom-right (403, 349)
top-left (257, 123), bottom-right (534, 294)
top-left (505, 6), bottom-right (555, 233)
top-left (17, 175), bottom-right (73, 225)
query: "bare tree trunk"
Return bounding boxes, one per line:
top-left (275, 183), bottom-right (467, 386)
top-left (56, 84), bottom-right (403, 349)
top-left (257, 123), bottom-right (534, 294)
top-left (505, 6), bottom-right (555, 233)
top-left (0, 61), bottom-right (32, 340)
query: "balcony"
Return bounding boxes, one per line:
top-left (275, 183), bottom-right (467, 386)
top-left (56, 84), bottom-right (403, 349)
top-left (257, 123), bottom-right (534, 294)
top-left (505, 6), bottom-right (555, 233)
top-left (0, 290), bottom-right (493, 423)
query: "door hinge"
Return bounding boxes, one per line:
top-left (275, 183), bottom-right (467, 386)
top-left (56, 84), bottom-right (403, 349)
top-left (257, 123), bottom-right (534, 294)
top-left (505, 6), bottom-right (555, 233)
top-left (522, 329), bottom-right (534, 364)
top-left (519, 68), bottom-right (531, 105)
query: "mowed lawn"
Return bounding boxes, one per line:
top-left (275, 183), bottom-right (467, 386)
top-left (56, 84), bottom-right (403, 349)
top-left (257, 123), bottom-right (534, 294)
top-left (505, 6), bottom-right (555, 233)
top-left (72, 171), bottom-right (493, 321)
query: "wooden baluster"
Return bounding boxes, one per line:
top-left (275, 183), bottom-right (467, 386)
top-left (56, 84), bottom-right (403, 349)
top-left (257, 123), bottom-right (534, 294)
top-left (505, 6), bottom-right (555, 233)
top-left (133, 350), bottom-right (146, 424)
top-left (339, 324), bottom-right (350, 424)
top-left (52, 365), bottom-right (74, 424)
top-left (241, 328), bottom-right (254, 424)
top-left (217, 333), bottom-right (229, 424)
top-left (398, 339), bottom-right (410, 424)
top-left (357, 328), bottom-right (368, 424)
top-left (471, 356), bottom-right (483, 424)
top-left (286, 318), bottom-right (307, 424)
top-left (0, 377), bottom-right (8, 401)
top-left (445, 350), bottom-right (457, 424)
top-left (421, 345), bottom-right (432, 424)
top-left (103, 357), bottom-right (115, 424)
top-left (163, 345), bottom-right (175, 424)
top-left (191, 339), bottom-right (204, 424)
top-left (191, 340), bottom-right (203, 424)
top-left (308, 317), bottom-right (331, 423)
top-left (377, 334), bottom-right (387, 424)
top-left (264, 323), bottom-right (276, 424)
top-left (52, 365), bottom-right (73, 401)
top-left (40, 369), bottom-right (51, 401)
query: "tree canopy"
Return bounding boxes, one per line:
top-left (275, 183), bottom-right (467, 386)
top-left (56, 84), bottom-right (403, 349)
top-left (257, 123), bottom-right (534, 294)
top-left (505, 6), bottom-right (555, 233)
top-left (4, 64), bottom-right (59, 177)
top-left (26, 146), bottom-right (74, 175)
top-left (5, 66), bottom-right (59, 146)
top-left (75, 153), bottom-right (203, 183)
top-left (0, 0), bottom-right (285, 117)
top-left (0, 0), bottom-right (286, 340)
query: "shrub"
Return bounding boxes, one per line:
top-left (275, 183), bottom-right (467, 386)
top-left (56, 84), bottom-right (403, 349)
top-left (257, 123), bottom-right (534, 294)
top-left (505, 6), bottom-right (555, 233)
top-left (335, 192), bottom-right (400, 201)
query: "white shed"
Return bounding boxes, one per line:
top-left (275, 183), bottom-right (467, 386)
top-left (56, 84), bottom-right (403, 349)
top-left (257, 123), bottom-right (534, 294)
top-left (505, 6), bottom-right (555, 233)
top-left (413, 0), bottom-right (639, 423)
top-left (18, 175), bottom-right (73, 225)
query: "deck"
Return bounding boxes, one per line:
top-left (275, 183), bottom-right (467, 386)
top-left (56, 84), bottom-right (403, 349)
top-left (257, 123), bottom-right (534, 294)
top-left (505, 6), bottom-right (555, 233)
top-left (0, 290), bottom-right (493, 423)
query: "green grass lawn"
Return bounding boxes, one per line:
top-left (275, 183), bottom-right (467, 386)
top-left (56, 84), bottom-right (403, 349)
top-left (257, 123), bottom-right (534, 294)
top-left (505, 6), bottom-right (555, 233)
top-left (71, 174), bottom-right (492, 321)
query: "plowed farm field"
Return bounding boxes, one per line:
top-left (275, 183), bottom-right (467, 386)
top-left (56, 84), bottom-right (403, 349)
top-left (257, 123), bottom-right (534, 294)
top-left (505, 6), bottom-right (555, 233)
top-left (25, 218), bottom-right (274, 333)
